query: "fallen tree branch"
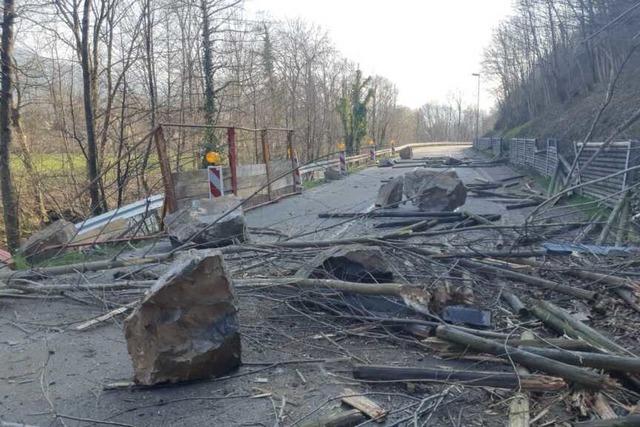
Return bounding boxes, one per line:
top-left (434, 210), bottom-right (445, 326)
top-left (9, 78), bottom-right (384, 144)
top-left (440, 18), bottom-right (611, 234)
top-left (435, 325), bottom-right (616, 389)
top-left (352, 364), bottom-right (565, 391)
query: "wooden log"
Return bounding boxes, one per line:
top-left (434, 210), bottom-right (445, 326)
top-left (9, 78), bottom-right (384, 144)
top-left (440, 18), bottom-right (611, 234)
top-left (317, 212), bottom-right (463, 219)
top-left (547, 164), bottom-right (560, 196)
top-left (597, 192), bottom-right (628, 245)
top-left (519, 346), bottom-right (640, 373)
top-left (501, 175), bottom-right (525, 182)
top-left (0, 253), bottom-right (174, 281)
top-left (341, 388), bottom-right (387, 421)
top-left (6, 280), bottom-right (155, 293)
top-left (574, 213), bottom-right (603, 244)
top-left (435, 326), bottom-right (615, 389)
top-left (593, 393), bottom-right (617, 420)
top-left (501, 291), bottom-right (529, 317)
top-left (352, 364), bottom-right (565, 391)
top-left (616, 197), bottom-right (630, 246)
top-left (511, 258), bottom-right (634, 292)
top-left (613, 288), bottom-right (640, 314)
top-left (506, 200), bottom-right (541, 210)
top-left (510, 338), bottom-right (598, 352)
top-left (573, 414), bottom-right (640, 427)
top-left (509, 394), bottom-right (530, 427)
top-left (531, 300), bottom-right (633, 356)
top-left (75, 302), bottom-right (137, 331)
top-left (455, 258), bottom-right (597, 300)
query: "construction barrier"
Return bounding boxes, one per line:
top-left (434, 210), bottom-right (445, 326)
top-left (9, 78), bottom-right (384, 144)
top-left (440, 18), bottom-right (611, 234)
top-left (207, 166), bottom-right (224, 198)
top-left (154, 124), bottom-right (298, 213)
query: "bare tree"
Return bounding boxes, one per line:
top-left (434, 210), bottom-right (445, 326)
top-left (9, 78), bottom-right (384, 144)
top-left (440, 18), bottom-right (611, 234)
top-left (0, 0), bottom-right (20, 251)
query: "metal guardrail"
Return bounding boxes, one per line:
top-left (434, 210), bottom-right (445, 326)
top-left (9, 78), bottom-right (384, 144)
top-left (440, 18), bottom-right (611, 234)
top-left (299, 142), bottom-right (471, 177)
top-left (75, 142), bottom-right (472, 238)
top-left (75, 194), bottom-right (164, 235)
top-left (474, 137), bottom-right (640, 206)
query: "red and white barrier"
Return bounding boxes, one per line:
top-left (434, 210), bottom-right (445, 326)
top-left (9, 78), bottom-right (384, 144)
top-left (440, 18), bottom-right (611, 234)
top-left (208, 166), bottom-right (224, 198)
top-left (339, 151), bottom-right (347, 174)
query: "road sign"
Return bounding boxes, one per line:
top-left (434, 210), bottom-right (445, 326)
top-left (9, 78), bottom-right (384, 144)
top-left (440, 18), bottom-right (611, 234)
top-left (208, 166), bottom-right (224, 198)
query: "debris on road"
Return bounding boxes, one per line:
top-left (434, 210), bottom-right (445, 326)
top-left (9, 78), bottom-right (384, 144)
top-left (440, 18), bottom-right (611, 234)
top-left (7, 144), bottom-right (640, 426)
top-left (340, 388), bottom-right (387, 421)
top-left (19, 219), bottom-right (75, 263)
top-left (403, 169), bottom-right (467, 211)
top-left (124, 249), bottom-right (241, 385)
top-left (398, 146), bottom-right (413, 159)
top-left (374, 175), bottom-right (403, 208)
top-left (164, 196), bottom-right (248, 247)
top-left (324, 166), bottom-right (343, 181)
top-left (441, 305), bottom-right (492, 328)
top-left (296, 244), bottom-right (395, 283)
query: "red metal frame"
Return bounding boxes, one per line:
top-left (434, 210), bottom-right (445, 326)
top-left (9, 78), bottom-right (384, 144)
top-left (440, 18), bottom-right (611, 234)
top-left (227, 127), bottom-right (238, 195)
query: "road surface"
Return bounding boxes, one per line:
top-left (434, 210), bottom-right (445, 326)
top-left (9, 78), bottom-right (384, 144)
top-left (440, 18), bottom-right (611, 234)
top-left (0, 144), bottom-right (540, 427)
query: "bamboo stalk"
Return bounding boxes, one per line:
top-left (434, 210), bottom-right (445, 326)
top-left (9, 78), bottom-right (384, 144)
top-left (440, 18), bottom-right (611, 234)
top-left (574, 213), bottom-right (603, 244)
top-left (455, 258), bottom-right (597, 300)
top-left (598, 192), bottom-right (628, 245)
top-left (531, 300), bottom-right (633, 356)
top-left (616, 197), bottom-right (630, 246)
top-left (512, 258), bottom-right (633, 289)
top-left (435, 325), bottom-right (615, 389)
top-left (501, 291), bottom-right (529, 317)
top-left (574, 414), bottom-right (640, 427)
top-left (519, 346), bottom-right (640, 373)
top-left (352, 364), bottom-right (565, 391)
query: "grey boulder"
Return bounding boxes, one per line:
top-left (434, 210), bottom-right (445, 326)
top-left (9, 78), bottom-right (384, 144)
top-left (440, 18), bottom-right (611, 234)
top-left (19, 219), bottom-right (75, 263)
top-left (375, 176), bottom-right (404, 208)
top-left (164, 196), bottom-right (248, 247)
top-left (403, 169), bottom-right (467, 212)
top-left (124, 249), bottom-right (241, 385)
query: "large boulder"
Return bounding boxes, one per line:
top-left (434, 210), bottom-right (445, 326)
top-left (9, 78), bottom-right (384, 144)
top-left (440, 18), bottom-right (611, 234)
top-left (403, 169), bottom-right (467, 212)
top-left (164, 196), bottom-right (248, 247)
top-left (375, 176), bottom-right (404, 208)
top-left (124, 249), bottom-right (241, 385)
top-left (398, 146), bottom-right (413, 160)
top-left (19, 219), bottom-right (75, 263)
top-left (324, 166), bottom-right (343, 181)
top-left (296, 244), bottom-right (394, 283)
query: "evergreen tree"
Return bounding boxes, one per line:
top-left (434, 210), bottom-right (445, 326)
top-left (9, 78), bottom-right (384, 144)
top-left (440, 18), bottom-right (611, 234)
top-left (337, 70), bottom-right (374, 154)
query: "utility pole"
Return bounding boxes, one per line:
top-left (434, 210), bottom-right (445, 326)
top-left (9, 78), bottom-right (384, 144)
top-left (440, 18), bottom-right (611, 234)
top-left (472, 73), bottom-right (480, 142)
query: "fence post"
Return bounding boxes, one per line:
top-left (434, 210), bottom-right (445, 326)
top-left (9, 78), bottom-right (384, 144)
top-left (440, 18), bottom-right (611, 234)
top-left (287, 130), bottom-right (300, 190)
top-left (261, 129), bottom-right (272, 200)
top-left (153, 126), bottom-right (177, 215)
top-left (227, 127), bottom-right (238, 196)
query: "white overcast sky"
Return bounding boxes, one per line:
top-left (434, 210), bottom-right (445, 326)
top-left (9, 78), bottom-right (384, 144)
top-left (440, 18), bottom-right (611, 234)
top-left (245, 0), bottom-right (514, 110)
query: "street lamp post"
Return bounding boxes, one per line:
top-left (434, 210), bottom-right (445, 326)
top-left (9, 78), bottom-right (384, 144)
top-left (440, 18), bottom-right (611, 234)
top-left (472, 73), bottom-right (480, 142)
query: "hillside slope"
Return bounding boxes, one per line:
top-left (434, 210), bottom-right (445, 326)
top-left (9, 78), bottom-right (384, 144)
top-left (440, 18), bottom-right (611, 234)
top-left (498, 58), bottom-right (640, 142)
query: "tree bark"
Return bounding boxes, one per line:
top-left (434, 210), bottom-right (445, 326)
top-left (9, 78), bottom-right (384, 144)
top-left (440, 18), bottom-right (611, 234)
top-left (353, 364), bottom-right (565, 391)
top-left (0, 0), bottom-right (20, 251)
top-left (436, 325), bottom-right (615, 389)
top-left (80, 0), bottom-right (105, 215)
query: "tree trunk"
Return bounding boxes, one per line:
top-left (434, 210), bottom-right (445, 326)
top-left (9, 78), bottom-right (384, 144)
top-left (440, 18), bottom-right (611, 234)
top-left (200, 0), bottom-right (219, 151)
top-left (80, 0), bottom-right (105, 215)
top-left (0, 0), bottom-right (20, 251)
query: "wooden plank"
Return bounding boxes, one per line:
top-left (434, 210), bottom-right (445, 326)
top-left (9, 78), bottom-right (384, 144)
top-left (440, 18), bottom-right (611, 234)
top-left (75, 301), bottom-right (137, 331)
top-left (341, 388), bottom-right (387, 422)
